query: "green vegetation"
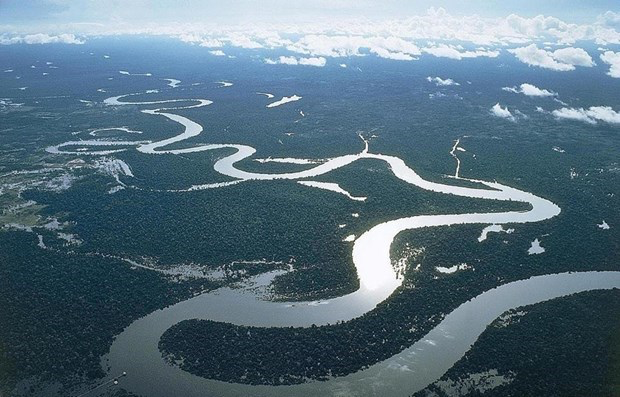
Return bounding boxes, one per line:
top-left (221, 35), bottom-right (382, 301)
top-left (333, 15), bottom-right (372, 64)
top-left (158, 210), bottom-right (619, 386)
top-left (0, 230), bottom-right (219, 395)
top-left (23, 158), bottom-right (530, 301)
top-left (609, 319), bottom-right (620, 397)
top-left (0, 341), bottom-right (16, 395)
top-left (2, 40), bottom-right (619, 395)
top-left (414, 290), bottom-right (620, 397)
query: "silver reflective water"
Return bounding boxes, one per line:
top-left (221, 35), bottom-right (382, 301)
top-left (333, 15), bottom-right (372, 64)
top-left (46, 89), bottom-right (620, 396)
top-left (47, 91), bottom-right (561, 309)
top-left (104, 271), bottom-right (620, 397)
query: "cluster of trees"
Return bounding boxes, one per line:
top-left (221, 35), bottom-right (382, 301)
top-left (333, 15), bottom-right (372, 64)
top-left (25, 174), bottom-right (366, 298)
top-left (157, 208), bottom-right (619, 387)
top-left (156, 264), bottom-right (515, 385)
top-left (7, 84), bottom-right (619, 393)
top-left (415, 290), bottom-right (620, 397)
top-left (13, 161), bottom-right (619, 390)
top-left (0, 230), bottom-right (219, 396)
top-left (24, 147), bottom-right (539, 302)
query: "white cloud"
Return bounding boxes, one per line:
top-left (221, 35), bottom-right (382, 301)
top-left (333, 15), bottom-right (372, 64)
top-left (209, 50), bottom-right (226, 56)
top-left (285, 34), bottom-right (421, 61)
top-left (509, 44), bottom-right (594, 71)
top-left (427, 76), bottom-right (460, 86)
top-left (552, 47), bottom-right (595, 67)
top-left (597, 11), bottom-right (620, 30)
top-left (509, 44), bottom-right (572, 71)
top-left (552, 106), bottom-right (620, 124)
top-left (0, 33), bottom-right (84, 45)
top-left (5, 8), bottom-right (620, 58)
top-left (585, 107), bottom-right (620, 124)
top-left (502, 83), bottom-right (556, 97)
top-left (279, 56), bottom-right (299, 65)
top-left (285, 35), bottom-right (361, 57)
top-left (520, 83), bottom-right (555, 96)
top-left (264, 56), bottom-right (326, 67)
top-left (298, 56), bottom-right (327, 66)
top-left (553, 97), bottom-right (568, 106)
top-left (552, 108), bottom-right (596, 124)
top-left (371, 48), bottom-right (416, 60)
top-left (179, 34), bottom-right (224, 48)
top-left (600, 51), bottom-right (620, 78)
top-left (179, 33), bottom-right (260, 49)
top-left (199, 38), bottom-right (224, 47)
top-left (501, 86), bottom-right (517, 93)
top-left (491, 103), bottom-right (516, 122)
top-left (178, 33), bottom-right (203, 44)
top-left (422, 44), bottom-right (499, 60)
top-left (226, 34), bottom-right (263, 49)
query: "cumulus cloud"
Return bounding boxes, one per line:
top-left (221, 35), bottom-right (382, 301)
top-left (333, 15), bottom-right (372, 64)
top-left (520, 83), bottom-right (555, 96)
top-left (298, 57), bottom-right (327, 66)
top-left (427, 76), bottom-right (460, 86)
top-left (503, 12), bottom-right (620, 45)
top-left (179, 33), bottom-right (261, 49)
top-left (0, 33), bottom-right (84, 45)
top-left (600, 51), bottom-right (620, 78)
top-left (509, 44), bottom-right (594, 71)
top-left (491, 103), bottom-right (516, 122)
top-left (502, 83), bottom-right (556, 96)
top-left (371, 48), bottom-right (417, 60)
top-left (552, 47), bottom-right (595, 66)
top-left (123, 9), bottom-right (620, 64)
top-left (5, 7), bottom-right (620, 61)
top-left (264, 56), bottom-right (326, 67)
top-left (509, 44), bottom-right (572, 70)
top-left (209, 50), bottom-right (226, 56)
top-left (6, 5), bottom-right (620, 52)
top-left (501, 86), bottom-right (519, 93)
top-left (597, 11), bottom-right (620, 30)
top-left (422, 44), bottom-right (499, 60)
top-left (179, 34), bottom-right (224, 48)
top-left (284, 34), bottom-right (421, 61)
top-left (227, 34), bottom-right (263, 49)
top-left (552, 106), bottom-right (620, 124)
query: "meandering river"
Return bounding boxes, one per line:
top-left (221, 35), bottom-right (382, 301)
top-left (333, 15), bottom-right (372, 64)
top-left (46, 88), bottom-right (620, 396)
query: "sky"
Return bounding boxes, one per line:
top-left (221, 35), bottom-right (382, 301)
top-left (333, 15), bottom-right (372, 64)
top-left (0, 4), bottom-right (619, 132)
top-left (1, 0), bottom-right (620, 81)
top-left (1, 0), bottom-right (620, 29)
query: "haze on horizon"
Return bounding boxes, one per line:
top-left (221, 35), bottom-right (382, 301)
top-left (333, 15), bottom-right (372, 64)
top-left (1, 0), bottom-right (620, 32)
